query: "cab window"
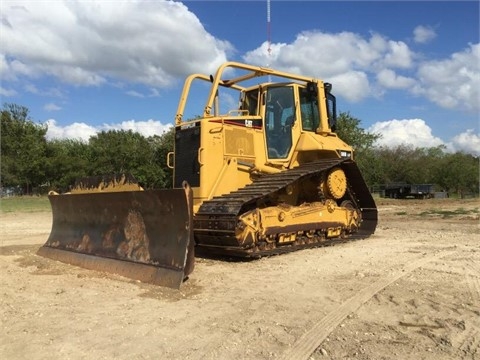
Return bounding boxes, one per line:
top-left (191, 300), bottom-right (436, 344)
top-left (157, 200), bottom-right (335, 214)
top-left (241, 89), bottom-right (259, 115)
top-left (299, 87), bottom-right (320, 131)
top-left (265, 86), bottom-right (294, 159)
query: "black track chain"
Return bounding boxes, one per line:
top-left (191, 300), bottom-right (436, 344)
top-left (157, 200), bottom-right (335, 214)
top-left (194, 158), bottom-right (377, 257)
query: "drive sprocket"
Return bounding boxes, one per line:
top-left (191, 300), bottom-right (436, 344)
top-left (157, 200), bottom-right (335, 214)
top-left (326, 167), bottom-right (347, 200)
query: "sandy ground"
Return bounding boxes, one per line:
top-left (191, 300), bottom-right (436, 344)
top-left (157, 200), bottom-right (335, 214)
top-left (0, 198), bottom-right (479, 360)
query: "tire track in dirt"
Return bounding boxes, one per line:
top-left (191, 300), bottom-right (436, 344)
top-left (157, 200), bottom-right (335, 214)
top-left (278, 250), bottom-right (453, 360)
top-left (454, 258), bottom-right (480, 359)
top-left (457, 328), bottom-right (479, 360)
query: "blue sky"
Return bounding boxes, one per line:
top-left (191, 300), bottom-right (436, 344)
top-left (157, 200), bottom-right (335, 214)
top-left (1, 0), bottom-right (479, 154)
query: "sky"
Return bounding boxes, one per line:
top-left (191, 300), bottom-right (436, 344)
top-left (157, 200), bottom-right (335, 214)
top-left (1, 0), bottom-right (479, 155)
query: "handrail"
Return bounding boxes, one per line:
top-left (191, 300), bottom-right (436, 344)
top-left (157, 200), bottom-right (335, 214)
top-left (175, 62), bottom-right (323, 125)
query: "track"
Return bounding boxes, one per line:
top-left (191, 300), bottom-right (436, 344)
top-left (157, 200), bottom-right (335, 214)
top-left (194, 158), bottom-right (377, 257)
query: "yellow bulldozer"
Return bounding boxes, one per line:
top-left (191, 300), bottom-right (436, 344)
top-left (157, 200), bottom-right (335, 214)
top-left (38, 62), bottom-right (377, 289)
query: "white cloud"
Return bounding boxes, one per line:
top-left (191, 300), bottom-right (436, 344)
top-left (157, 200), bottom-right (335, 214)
top-left (148, 88), bottom-right (160, 98)
top-left (244, 31), bottom-right (386, 77)
top-left (10, 58), bottom-right (38, 78)
top-left (45, 119), bottom-right (98, 142)
top-left (328, 71), bottom-right (371, 102)
top-left (383, 40), bottom-right (414, 69)
top-left (0, 54), bottom-right (13, 81)
top-left (53, 66), bottom-right (106, 87)
top-left (0, 86), bottom-right (17, 96)
top-left (24, 84), bottom-right (39, 94)
top-left (415, 43), bottom-right (480, 111)
top-left (368, 119), bottom-right (444, 148)
top-left (376, 69), bottom-right (416, 89)
top-left (413, 25), bottom-right (437, 44)
top-left (368, 118), bottom-right (480, 156)
top-left (125, 88), bottom-right (161, 98)
top-left (126, 90), bottom-right (144, 98)
top-left (1, 1), bottom-right (233, 87)
top-left (243, 28), bottom-right (478, 115)
top-left (447, 129), bottom-right (480, 155)
top-left (243, 31), bottom-right (416, 103)
top-left (44, 103), bottom-right (61, 111)
top-left (45, 119), bottom-right (172, 142)
top-left (24, 84), bottom-right (64, 97)
top-left (244, 31), bottom-right (415, 74)
top-left (101, 120), bottom-right (172, 138)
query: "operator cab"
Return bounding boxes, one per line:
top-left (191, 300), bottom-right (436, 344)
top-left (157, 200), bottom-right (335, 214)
top-left (243, 82), bottom-right (337, 160)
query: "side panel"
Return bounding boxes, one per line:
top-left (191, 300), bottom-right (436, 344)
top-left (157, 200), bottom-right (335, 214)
top-left (201, 118), bottom-right (259, 201)
top-left (174, 125), bottom-right (201, 188)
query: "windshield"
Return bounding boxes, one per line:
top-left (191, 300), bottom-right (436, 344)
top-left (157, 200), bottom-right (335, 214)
top-left (265, 86), bottom-right (294, 159)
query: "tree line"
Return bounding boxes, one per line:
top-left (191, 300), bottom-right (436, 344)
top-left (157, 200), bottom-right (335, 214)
top-left (1, 103), bottom-right (173, 194)
top-left (335, 112), bottom-right (479, 197)
top-left (1, 103), bottom-right (478, 197)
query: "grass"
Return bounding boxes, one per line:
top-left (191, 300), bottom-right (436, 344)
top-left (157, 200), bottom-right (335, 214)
top-left (0, 196), bottom-right (51, 213)
top-left (418, 207), bottom-right (479, 218)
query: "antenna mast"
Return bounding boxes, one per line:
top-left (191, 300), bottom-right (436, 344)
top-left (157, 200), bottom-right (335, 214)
top-left (267, 0), bottom-right (271, 66)
top-left (267, 0), bottom-right (272, 83)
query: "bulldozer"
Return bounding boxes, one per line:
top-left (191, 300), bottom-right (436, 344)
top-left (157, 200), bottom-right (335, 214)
top-left (38, 61), bottom-right (377, 289)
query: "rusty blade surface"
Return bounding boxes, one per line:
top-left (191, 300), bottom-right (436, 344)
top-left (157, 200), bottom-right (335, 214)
top-left (38, 186), bottom-right (194, 289)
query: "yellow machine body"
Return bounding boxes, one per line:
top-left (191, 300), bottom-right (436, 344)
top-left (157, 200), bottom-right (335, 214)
top-left (173, 62), bottom-right (377, 257)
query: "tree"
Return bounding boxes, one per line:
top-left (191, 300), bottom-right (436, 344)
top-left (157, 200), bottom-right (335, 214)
top-left (374, 145), bottom-right (432, 184)
top-left (147, 127), bottom-right (175, 188)
top-left (335, 111), bottom-right (380, 153)
top-left (87, 130), bottom-right (166, 189)
top-left (335, 111), bottom-right (381, 186)
top-left (1, 103), bottom-right (48, 194)
top-left (434, 152), bottom-right (479, 198)
top-left (369, 144), bottom-right (479, 198)
top-left (45, 139), bottom-right (90, 192)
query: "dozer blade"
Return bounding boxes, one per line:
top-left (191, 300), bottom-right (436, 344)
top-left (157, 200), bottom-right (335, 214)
top-left (37, 183), bottom-right (194, 289)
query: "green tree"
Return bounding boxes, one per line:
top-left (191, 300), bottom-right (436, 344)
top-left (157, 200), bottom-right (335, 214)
top-left (435, 152), bottom-right (479, 198)
top-left (417, 146), bottom-right (447, 184)
top-left (1, 103), bottom-right (48, 193)
top-left (374, 145), bottom-right (434, 184)
top-left (147, 127), bottom-right (175, 188)
top-left (335, 111), bottom-right (380, 153)
top-left (45, 138), bottom-right (90, 192)
top-left (335, 111), bottom-right (381, 186)
top-left (87, 129), bottom-right (166, 189)
top-left (370, 145), bottom-right (478, 198)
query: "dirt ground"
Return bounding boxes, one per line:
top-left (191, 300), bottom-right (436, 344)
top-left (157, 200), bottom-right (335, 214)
top-left (1, 198), bottom-right (479, 360)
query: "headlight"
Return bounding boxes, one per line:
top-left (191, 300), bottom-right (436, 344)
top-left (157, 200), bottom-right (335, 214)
top-left (339, 150), bottom-right (351, 158)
